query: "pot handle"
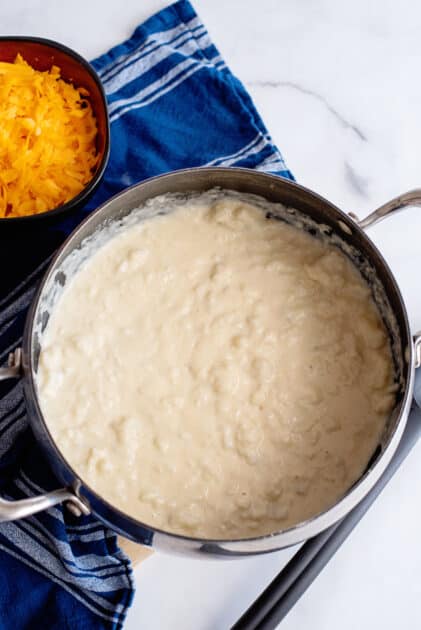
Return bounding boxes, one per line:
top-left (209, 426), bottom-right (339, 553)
top-left (351, 189), bottom-right (421, 368)
top-left (0, 489), bottom-right (90, 522)
top-left (0, 348), bottom-right (22, 381)
top-left (0, 349), bottom-right (91, 521)
top-left (414, 335), bottom-right (421, 370)
top-left (350, 189), bottom-right (421, 230)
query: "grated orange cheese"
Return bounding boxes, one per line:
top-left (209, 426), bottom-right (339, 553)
top-left (0, 54), bottom-right (100, 218)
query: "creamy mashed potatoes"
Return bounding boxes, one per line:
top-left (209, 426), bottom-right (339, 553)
top-left (38, 193), bottom-right (396, 538)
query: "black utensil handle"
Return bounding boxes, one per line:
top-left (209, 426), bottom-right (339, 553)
top-left (232, 405), bottom-right (421, 630)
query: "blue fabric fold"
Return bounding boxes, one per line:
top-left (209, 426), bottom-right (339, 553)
top-left (0, 1), bottom-right (292, 627)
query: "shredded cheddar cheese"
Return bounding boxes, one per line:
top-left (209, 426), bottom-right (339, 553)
top-left (0, 54), bottom-right (100, 218)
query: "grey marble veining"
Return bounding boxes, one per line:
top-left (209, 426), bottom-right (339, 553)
top-left (1, 3), bottom-right (421, 630)
top-left (248, 79), bottom-right (368, 142)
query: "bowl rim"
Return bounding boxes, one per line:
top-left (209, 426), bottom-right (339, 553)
top-left (0, 35), bottom-right (110, 224)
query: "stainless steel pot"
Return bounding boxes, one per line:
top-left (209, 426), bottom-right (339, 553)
top-left (1, 167), bottom-right (420, 557)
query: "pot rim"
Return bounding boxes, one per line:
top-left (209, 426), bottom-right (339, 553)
top-left (22, 166), bottom-right (415, 551)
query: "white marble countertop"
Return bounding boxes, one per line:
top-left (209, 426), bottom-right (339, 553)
top-left (3, 1), bottom-right (421, 628)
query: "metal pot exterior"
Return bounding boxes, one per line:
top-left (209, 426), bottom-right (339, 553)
top-left (16, 167), bottom-right (416, 556)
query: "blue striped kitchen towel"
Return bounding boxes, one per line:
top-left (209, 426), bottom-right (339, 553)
top-left (0, 1), bottom-right (293, 628)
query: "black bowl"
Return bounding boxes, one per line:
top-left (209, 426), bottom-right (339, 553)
top-left (0, 36), bottom-right (110, 225)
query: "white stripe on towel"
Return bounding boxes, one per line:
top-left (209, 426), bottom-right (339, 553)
top-left (109, 48), bottom-right (222, 119)
top-left (98, 16), bottom-right (201, 81)
top-left (203, 133), bottom-right (264, 167)
top-left (0, 542), bottom-right (125, 625)
top-left (4, 498), bottom-right (122, 579)
top-left (104, 25), bottom-right (208, 95)
top-left (0, 522), bottom-right (128, 616)
top-left (110, 56), bottom-right (222, 123)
